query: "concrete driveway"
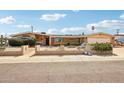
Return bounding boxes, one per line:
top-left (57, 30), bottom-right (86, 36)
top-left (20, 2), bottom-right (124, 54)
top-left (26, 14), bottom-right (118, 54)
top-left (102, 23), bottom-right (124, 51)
top-left (0, 61), bottom-right (124, 83)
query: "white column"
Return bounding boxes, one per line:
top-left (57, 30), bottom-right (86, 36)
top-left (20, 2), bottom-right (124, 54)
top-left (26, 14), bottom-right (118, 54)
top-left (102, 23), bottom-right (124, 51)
top-left (49, 36), bottom-right (51, 46)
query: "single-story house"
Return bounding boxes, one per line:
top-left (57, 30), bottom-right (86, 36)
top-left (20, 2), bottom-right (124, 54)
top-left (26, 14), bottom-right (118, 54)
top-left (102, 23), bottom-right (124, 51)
top-left (11, 32), bottom-right (115, 46)
top-left (114, 33), bottom-right (124, 40)
top-left (87, 32), bottom-right (115, 44)
top-left (114, 33), bottom-right (124, 45)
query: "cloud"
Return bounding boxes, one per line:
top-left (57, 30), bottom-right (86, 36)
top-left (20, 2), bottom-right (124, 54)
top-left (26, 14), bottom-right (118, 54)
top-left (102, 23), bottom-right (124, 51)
top-left (0, 16), bottom-right (15, 24)
top-left (33, 29), bottom-right (40, 32)
top-left (40, 13), bottom-right (66, 21)
top-left (61, 27), bottom-right (86, 33)
top-left (16, 24), bottom-right (31, 28)
top-left (46, 19), bottom-right (124, 34)
top-left (86, 20), bottom-right (124, 31)
top-left (47, 28), bottom-right (58, 34)
top-left (120, 14), bottom-right (124, 19)
top-left (72, 10), bottom-right (80, 12)
top-left (46, 27), bottom-right (87, 35)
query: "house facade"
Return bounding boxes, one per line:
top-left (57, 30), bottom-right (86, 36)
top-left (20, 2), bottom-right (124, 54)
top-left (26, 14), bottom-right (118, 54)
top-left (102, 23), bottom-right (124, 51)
top-left (114, 33), bottom-right (124, 40)
top-left (87, 33), bottom-right (115, 44)
top-left (11, 32), bottom-right (115, 46)
top-left (49, 35), bottom-right (87, 46)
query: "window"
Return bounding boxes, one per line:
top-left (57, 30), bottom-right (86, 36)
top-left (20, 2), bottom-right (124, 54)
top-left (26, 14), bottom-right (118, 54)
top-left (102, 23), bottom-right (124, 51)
top-left (54, 37), bottom-right (63, 42)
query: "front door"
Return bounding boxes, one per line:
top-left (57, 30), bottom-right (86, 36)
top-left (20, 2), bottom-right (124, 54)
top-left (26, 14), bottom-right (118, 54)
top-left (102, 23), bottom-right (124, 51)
top-left (46, 37), bottom-right (49, 45)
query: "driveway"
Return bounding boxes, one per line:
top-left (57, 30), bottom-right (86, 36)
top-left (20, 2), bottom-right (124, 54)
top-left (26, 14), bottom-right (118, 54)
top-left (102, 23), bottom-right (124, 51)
top-left (0, 61), bottom-right (124, 83)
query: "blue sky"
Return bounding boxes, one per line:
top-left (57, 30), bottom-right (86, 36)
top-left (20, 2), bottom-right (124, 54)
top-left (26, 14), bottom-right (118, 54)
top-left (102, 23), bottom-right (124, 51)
top-left (0, 10), bottom-right (124, 35)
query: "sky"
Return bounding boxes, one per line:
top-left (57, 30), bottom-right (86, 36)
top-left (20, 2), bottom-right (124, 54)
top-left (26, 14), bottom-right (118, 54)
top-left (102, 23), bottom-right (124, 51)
top-left (0, 10), bottom-right (124, 36)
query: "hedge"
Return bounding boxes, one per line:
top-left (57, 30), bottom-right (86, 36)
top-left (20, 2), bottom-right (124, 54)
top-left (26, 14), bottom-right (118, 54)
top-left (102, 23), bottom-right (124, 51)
top-left (9, 37), bottom-right (36, 46)
top-left (90, 43), bottom-right (112, 52)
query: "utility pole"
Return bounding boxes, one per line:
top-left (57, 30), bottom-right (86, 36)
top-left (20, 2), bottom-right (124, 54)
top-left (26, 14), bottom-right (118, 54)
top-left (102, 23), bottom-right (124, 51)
top-left (31, 25), bottom-right (33, 32)
top-left (116, 29), bottom-right (120, 35)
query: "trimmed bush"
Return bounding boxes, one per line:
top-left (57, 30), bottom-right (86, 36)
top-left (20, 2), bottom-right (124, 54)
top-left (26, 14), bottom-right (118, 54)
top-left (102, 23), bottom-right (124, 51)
top-left (9, 37), bottom-right (36, 47)
top-left (9, 38), bottom-right (23, 46)
top-left (20, 37), bottom-right (36, 46)
top-left (90, 43), bottom-right (112, 52)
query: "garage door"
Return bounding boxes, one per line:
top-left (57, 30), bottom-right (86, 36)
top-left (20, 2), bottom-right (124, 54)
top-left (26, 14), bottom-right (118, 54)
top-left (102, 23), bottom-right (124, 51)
top-left (87, 38), bottom-right (110, 43)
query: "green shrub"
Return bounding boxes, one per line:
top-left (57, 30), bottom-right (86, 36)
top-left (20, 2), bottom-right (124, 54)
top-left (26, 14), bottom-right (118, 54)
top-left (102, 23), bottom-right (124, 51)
top-left (9, 37), bottom-right (36, 47)
top-left (9, 38), bottom-right (23, 46)
top-left (20, 37), bottom-right (36, 46)
top-left (90, 43), bottom-right (112, 52)
top-left (27, 38), bottom-right (36, 46)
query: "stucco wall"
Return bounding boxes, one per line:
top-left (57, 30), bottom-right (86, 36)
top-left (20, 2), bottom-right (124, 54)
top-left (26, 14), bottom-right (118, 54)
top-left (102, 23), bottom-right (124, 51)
top-left (87, 38), bottom-right (111, 43)
top-left (0, 46), bottom-right (29, 56)
top-left (35, 45), bottom-right (83, 55)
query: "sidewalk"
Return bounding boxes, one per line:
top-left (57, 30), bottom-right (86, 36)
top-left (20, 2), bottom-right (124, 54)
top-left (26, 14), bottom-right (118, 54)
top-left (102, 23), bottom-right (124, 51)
top-left (0, 55), bottom-right (124, 64)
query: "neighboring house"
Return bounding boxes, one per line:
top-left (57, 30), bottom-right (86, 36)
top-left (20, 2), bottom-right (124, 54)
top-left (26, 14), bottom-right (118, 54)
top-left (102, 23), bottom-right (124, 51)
top-left (11, 32), bottom-right (115, 46)
top-left (86, 33), bottom-right (115, 44)
top-left (114, 33), bottom-right (124, 44)
top-left (114, 33), bottom-right (124, 40)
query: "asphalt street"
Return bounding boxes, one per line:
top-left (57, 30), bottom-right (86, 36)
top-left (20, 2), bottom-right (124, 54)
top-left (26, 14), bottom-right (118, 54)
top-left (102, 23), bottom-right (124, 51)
top-left (0, 61), bottom-right (124, 83)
